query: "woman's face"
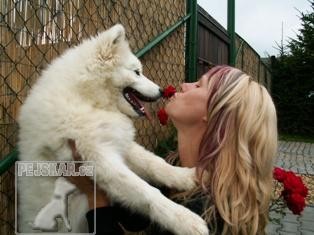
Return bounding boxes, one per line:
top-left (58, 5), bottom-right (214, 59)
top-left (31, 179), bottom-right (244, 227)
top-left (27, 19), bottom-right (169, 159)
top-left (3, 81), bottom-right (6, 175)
top-left (165, 75), bottom-right (210, 126)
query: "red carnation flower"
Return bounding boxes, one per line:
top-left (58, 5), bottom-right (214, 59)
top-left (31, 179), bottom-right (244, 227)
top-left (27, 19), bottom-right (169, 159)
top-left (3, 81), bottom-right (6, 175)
top-left (292, 179), bottom-right (308, 197)
top-left (286, 193), bottom-right (306, 215)
top-left (273, 167), bottom-right (286, 182)
top-left (163, 85), bottom-right (176, 99)
top-left (272, 168), bottom-right (308, 216)
top-left (281, 189), bottom-right (290, 201)
top-left (157, 108), bottom-right (168, 125)
top-left (283, 171), bottom-right (304, 193)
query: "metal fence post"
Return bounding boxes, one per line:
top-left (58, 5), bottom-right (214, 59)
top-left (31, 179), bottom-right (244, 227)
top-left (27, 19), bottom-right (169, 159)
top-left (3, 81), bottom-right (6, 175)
top-left (228, 0), bottom-right (236, 66)
top-left (185, 0), bottom-right (198, 82)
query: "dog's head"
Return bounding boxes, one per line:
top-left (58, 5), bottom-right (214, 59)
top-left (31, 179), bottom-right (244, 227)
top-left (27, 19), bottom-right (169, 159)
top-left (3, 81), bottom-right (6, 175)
top-left (85, 24), bottom-right (162, 118)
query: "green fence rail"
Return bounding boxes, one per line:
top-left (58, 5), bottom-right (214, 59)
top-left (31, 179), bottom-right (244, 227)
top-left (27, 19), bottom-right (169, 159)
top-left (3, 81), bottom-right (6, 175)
top-left (0, 148), bottom-right (18, 176)
top-left (136, 14), bottom-right (191, 58)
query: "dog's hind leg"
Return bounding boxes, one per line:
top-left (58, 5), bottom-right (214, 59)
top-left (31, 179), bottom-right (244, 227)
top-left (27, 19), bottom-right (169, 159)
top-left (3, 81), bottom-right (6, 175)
top-left (87, 149), bottom-right (208, 235)
top-left (125, 142), bottom-right (197, 191)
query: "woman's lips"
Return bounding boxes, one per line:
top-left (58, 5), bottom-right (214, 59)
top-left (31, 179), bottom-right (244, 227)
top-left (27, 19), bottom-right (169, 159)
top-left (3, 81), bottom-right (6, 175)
top-left (169, 93), bottom-right (177, 102)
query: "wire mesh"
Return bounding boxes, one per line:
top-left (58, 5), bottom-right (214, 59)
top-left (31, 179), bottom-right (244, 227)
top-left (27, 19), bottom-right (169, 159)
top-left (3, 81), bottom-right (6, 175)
top-left (235, 36), bottom-right (272, 91)
top-left (0, 1), bottom-right (186, 234)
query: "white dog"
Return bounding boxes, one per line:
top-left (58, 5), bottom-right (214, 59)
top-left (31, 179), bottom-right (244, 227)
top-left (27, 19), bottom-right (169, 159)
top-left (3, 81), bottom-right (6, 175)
top-left (17, 24), bottom-right (208, 235)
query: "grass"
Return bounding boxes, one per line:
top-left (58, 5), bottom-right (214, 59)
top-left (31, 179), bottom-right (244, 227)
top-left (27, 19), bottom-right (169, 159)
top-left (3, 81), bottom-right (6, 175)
top-left (279, 134), bottom-right (314, 143)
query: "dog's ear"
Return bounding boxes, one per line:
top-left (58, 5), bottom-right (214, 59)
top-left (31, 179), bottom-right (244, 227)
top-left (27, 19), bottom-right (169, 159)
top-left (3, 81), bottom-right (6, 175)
top-left (111, 24), bottom-right (125, 45)
top-left (95, 24), bottom-right (127, 65)
top-left (97, 24), bottom-right (126, 47)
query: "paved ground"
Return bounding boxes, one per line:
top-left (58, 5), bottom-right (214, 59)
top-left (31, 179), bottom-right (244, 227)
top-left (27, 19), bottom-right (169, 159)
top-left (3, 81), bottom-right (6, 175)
top-left (266, 141), bottom-right (314, 235)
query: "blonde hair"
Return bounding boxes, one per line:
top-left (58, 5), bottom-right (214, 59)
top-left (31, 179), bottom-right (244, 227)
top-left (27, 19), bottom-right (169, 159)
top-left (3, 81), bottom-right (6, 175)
top-left (194, 66), bottom-right (278, 234)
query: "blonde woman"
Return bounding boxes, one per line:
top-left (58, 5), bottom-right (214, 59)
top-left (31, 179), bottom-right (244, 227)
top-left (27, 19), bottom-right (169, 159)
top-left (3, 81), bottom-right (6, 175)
top-left (68, 65), bottom-right (278, 235)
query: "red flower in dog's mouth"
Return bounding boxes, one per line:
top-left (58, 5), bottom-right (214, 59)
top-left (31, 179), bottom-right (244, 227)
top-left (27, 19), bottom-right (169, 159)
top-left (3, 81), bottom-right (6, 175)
top-left (163, 85), bottom-right (176, 99)
top-left (156, 85), bottom-right (176, 125)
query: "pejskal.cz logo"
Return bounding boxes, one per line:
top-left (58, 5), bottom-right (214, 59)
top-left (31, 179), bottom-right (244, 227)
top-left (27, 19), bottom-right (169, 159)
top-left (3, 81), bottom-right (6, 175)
top-left (17, 162), bottom-right (93, 177)
top-left (15, 161), bottom-right (96, 235)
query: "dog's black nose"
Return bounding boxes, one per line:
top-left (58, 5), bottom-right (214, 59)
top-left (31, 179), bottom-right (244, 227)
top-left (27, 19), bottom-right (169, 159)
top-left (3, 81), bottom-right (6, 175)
top-left (159, 88), bottom-right (164, 97)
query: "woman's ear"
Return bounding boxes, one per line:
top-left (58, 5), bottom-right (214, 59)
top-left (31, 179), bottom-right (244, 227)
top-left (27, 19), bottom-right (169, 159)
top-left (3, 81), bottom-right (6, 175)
top-left (202, 116), bottom-right (207, 122)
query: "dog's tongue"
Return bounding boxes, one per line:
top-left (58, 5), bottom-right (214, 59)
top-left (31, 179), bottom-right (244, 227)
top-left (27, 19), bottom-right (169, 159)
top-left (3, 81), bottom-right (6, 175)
top-left (142, 103), bottom-right (152, 122)
top-left (145, 105), bottom-right (153, 122)
top-left (128, 92), bottom-right (152, 121)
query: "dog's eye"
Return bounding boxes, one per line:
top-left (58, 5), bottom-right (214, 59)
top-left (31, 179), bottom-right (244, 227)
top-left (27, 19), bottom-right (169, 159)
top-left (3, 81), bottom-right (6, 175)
top-left (134, 70), bottom-right (140, 76)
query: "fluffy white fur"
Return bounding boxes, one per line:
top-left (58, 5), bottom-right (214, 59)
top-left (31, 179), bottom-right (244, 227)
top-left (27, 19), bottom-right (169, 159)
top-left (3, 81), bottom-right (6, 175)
top-left (17, 24), bottom-right (208, 235)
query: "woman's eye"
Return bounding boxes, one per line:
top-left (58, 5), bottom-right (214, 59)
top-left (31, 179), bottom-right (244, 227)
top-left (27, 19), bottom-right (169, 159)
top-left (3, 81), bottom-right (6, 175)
top-left (134, 70), bottom-right (140, 76)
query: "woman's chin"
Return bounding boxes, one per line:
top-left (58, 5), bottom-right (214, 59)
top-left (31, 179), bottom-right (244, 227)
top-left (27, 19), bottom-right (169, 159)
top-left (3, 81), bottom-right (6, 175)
top-left (165, 103), bottom-right (180, 126)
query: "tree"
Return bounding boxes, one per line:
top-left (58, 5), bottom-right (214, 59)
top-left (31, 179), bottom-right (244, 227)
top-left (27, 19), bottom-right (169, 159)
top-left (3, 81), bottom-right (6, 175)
top-left (271, 1), bottom-right (314, 136)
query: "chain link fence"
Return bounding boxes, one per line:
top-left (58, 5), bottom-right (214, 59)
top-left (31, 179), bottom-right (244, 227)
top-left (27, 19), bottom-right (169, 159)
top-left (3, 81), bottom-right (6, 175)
top-left (235, 35), bottom-right (272, 91)
top-left (0, 1), bottom-right (186, 234)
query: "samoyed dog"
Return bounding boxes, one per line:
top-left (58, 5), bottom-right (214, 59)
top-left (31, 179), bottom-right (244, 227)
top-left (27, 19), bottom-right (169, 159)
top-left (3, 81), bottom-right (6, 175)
top-left (17, 25), bottom-right (208, 235)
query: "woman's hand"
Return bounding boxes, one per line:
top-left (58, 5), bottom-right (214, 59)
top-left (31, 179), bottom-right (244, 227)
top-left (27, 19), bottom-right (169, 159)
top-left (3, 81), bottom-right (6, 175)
top-left (66, 139), bottom-right (110, 209)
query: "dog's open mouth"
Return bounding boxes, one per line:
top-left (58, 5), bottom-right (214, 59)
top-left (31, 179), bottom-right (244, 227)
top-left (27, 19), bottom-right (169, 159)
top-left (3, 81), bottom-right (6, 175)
top-left (123, 87), bottom-right (158, 118)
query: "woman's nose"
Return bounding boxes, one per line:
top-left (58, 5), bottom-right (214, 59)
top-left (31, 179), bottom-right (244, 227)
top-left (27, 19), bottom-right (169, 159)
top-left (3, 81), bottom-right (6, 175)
top-left (180, 83), bottom-right (195, 92)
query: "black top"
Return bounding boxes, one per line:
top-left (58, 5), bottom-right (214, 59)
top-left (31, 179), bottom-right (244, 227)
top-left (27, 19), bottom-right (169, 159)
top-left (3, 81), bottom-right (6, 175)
top-left (85, 193), bottom-right (223, 235)
top-left (85, 205), bottom-right (150, 235)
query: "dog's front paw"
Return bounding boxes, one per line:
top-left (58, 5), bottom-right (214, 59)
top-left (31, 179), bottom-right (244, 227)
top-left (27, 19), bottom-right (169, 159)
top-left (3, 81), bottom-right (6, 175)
top-left (168, 167), bottom-right (197, 191)
top-left (172, 206), bottom-right (209, 235)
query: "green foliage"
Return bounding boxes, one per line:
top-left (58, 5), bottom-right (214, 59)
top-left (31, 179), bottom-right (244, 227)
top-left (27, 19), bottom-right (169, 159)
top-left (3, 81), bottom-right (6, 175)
top-left (271, 1), bottom-right (314, 137)
top-left (279, 134), bottom-right (314, 143)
